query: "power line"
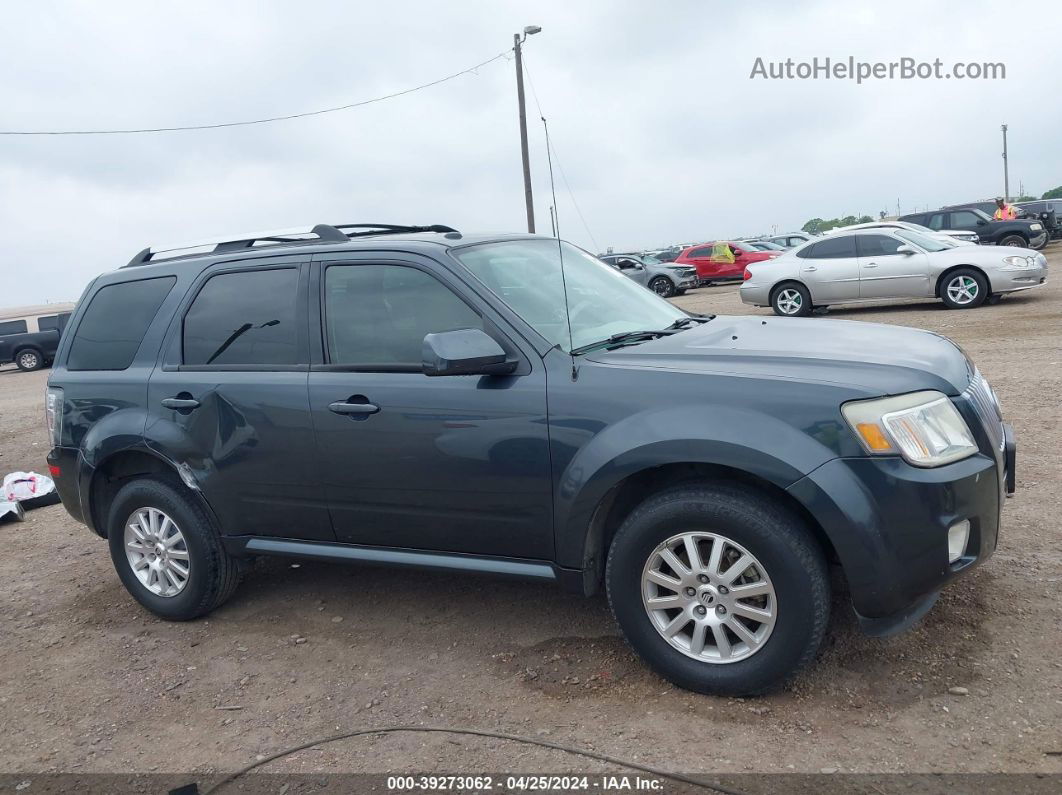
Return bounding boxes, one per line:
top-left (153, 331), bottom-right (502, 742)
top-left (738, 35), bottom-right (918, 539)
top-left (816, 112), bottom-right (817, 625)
top-left (0, 49), bottom-right (512, 135)
top-left (520, 56), bottom-right (599, 252)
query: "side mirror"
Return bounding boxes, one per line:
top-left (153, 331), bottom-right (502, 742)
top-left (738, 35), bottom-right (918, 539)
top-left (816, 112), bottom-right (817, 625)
top-left (896, 245), bottom-right (916, 256)
top-left (422, 328), bottom-right (516, 377)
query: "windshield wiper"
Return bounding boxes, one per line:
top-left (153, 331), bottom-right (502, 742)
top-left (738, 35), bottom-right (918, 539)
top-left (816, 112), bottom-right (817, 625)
top-left (665, 314), bottom-right (715, 330)
top-left (570, 315), bottom-right (715, 356)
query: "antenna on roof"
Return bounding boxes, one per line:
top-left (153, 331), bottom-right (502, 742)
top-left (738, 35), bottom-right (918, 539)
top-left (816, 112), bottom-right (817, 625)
top-left (542, 115), bottom-right (576, 381)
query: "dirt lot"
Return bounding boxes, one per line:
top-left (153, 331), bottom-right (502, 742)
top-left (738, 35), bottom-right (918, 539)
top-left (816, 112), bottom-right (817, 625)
top-left (1, 245), bottom-right (1060, 788)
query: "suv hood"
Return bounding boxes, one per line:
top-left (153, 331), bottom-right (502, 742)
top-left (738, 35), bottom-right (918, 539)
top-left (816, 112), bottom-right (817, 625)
top-left (588, 316), bottom-right (973, 396)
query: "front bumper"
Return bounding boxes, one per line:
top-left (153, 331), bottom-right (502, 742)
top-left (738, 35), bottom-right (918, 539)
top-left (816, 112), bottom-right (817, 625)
top-left (787, 444), bottom-right (1008, 629)
top-left (991, 264), bottom-right (1047, 294)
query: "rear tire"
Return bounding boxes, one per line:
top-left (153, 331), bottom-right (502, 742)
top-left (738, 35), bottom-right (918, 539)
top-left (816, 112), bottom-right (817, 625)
top-left (15, 349), bottom-right (42, 371)
top-left (940, 268), bottom-right (988, 309)
top-left (107, 477), bottom-right (240, 620)
top-left (770, 283), bottom-right (813, 317)
top-left (606, 483), bottom-right (830, 696)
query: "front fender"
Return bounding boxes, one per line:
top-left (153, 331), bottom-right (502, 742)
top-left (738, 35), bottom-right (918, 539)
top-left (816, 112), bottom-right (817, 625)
top-left (554, 404), bottom-right (839, 567)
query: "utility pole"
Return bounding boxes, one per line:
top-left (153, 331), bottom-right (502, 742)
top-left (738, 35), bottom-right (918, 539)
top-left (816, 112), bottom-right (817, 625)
top-left (1001, 123), bottom-right (1009, 202)
top-left (514, 26), bottom-right (541, 233)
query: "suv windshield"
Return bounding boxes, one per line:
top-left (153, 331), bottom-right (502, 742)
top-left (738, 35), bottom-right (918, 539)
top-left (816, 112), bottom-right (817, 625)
top-left (895, 229), bottom-right (952, 252)
top-left (452, 239), bottom-right (685, 353)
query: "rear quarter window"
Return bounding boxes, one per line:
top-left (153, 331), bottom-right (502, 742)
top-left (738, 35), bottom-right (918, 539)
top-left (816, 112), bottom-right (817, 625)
top-left (67, 277), bottom-right (176, 371)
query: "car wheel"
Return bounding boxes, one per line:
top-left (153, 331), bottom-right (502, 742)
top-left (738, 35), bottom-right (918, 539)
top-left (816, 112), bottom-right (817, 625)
top-left (941, 269), bottom-right (988, 309)
top-left (770, 283), bottom-right (812, 317)
top-left (15, 349), bottom-right (42, 371)
top-left (999, 234), bottom-right (1026, 247)
top-left (107, 477), bottom-right (240, 620)
top-left (649, 276), bottom-right (676, 298)
top-left (606, 483), bottom-right (829, 696)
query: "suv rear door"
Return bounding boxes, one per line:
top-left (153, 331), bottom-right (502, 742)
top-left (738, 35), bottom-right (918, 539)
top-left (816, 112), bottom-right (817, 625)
top-left (306, 252), bottom-right (552, 560)
top-left (146, 256), bottom-right (334, 541)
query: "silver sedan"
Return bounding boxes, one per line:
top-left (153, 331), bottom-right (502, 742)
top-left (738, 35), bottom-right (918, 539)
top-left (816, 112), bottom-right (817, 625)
top-left (739, 228), bottom-right (1047, 316)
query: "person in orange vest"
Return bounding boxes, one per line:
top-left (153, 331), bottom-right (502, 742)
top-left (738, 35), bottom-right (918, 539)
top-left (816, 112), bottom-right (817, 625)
top-left (993, 197), bottom-right (1017, 220)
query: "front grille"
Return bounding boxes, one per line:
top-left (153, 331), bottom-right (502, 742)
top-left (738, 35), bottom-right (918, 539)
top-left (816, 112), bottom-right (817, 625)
top-left (964, 371), bottom-right (1005, 452)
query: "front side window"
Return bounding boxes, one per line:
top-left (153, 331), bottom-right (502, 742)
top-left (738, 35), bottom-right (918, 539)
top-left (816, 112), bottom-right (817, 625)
top-left (857, 234), bottom-right (905, 257)
top-left (67, 277), bottom-right (176, 371)
top-left (324, 264), bottom-right (481, 367)
top-left (183, 269), bottom-right (299, 366)
top-left (950, 211), bottom-right (982, 227)
top-left (452, 239), bottom-right (684, 353)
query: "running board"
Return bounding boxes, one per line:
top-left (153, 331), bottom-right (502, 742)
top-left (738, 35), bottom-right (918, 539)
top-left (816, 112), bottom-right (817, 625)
top-left (226, 536), bottom-right (558, 581)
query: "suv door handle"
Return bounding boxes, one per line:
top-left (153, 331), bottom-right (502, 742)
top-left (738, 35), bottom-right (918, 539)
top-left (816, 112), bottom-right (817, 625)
top-left (161, 396), bottom-right (200, 411)
top-left (329, 398), bottom-right (380, 416)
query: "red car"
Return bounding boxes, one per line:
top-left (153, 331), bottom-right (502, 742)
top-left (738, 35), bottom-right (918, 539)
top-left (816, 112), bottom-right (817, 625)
top-left (675, 240), bottom-right (780, 283)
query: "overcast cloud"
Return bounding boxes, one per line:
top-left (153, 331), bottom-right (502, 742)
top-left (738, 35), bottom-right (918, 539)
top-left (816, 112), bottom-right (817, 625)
top-left (1, 0), bottom-right (1059, 305)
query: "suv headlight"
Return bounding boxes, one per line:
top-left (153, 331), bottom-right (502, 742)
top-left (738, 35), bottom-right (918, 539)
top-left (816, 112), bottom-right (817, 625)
top-left (1030, 223), bottom-right (1043, 231)
top-left (1002, 255), bottom-right (1034, 269)
top-left (842, 391), bottom-right (977, 467)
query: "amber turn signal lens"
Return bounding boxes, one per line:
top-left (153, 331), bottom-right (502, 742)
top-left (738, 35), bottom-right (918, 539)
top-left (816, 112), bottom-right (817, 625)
top-left (855, 422), bottom-right (892, 451)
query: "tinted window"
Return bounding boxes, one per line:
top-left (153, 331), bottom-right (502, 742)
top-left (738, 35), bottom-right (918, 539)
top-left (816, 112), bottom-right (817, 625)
top-left (67, 278), bottom-right (175, 371)
top-left (183, 269), bottom-right (299, 366)
top-left (37, 313), bottom-right (71, 332)
top-left (950, 211), bottom-right (982, 227)
top-left (857, 234), bottom-right (905, 257)
top-left (325, 264), bottom-right (481, 367)
top-left (0, 319), bottom-right (28, 336)
top-left (807, 235), bottom-right (857, 259)
top-left (926, 214), bottom-right (947, 230)
top-left (689, 247), bottom-right (711, 258)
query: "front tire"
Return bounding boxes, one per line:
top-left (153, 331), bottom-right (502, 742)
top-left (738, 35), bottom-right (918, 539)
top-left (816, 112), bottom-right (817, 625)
top-left (649, 276), bottom-right (676, 298)
top-left (940, 268), bottom-right (988, 309)
top-left (999, 234), bottom-right (1027, 248)
top-left (770, 283), bottom-right (813, 317)
top-left (606, 484), bottom-right (830, 696)
top-left (107, 477), bottom-right (240, 620)
top-left (15, 349), bottom-right (42, 371)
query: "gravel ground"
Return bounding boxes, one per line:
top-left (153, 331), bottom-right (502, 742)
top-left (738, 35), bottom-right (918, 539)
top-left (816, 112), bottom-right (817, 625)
top-left (1, 245), bottom-right (1059, 786)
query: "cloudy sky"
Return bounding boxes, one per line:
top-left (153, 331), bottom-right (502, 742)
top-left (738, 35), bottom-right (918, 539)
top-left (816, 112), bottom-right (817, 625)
top-left (2, 0), bottom-right (1059, 305)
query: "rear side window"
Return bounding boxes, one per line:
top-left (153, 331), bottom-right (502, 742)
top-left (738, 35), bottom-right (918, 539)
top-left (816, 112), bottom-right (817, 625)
top-left (67, 277), bottom-right (176, 371)
top-left (806, 235), bottom-right (857, 259)
top-left (688, 247), bottom-right (711, 258)
top-left (37, 313), bottom-right (71, 332)
top-left (0, 319), bottom-right (28, 336)
top-left (183, 268), bottom-right (300, 366)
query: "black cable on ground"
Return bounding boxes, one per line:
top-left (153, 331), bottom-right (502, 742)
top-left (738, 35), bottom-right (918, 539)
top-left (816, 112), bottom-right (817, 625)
top-left (195, 725), bottom-right (745, 795)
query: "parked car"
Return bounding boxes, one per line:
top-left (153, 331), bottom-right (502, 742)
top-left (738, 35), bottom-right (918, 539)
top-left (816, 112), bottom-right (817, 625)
top-left (48, 222), bottom-right (1015, 696)
top-left (764, 232), bottom-right (816, 249)
top-left (599, 253), bottom-right (650, 288)
top-left (675, 241), bottom-right (781, 284)
top-left (601, 253), bottom-right (698, 298)
top-left (826, 220), bottom-right (978, 246)
top-left (1014, 200), bottom-right (1060, 240)
top-left (740, 228), bottom-right (1047, 316)
top-left (644, 247), bottom-right (683, 262)
top-left (0, 304), bottom-right (74, 371)
top-left (745, 240), bottom-right (787, 252)
top-left (901, 208), bottom-right (1048, 250)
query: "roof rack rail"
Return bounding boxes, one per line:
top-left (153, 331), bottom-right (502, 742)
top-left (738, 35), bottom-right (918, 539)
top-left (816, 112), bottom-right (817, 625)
top-left (333, 223), bottom-right (458, 238)
top-left (123, 224), bottom-right (349, 268)
top-left (123, 223), bottom-right (459, 268)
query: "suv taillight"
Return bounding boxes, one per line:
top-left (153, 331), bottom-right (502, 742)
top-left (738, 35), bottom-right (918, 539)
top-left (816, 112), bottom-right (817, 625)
top-left (46, 386), bottom-right (63, 448)
top-left (743, 268), bottom-right (752, 281)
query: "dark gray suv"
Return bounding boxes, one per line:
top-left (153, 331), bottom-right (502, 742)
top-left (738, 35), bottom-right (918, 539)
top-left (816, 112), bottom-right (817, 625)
top-left (45, 223), bottom-right (1015, 695)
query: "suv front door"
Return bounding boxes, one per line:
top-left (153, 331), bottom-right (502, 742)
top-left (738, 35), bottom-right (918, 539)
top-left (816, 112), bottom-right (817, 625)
top-left (856, 233), bottom-right (931, 298)
top-left (306, 254), bottom-right (552, 560)
top-left (147, 257), bottom-right (334, 541)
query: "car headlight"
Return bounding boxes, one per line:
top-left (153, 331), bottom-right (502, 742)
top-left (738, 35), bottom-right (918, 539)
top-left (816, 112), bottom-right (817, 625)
top-left (1031, 223), bottom-right (1043, 231)
top-left (1002, 255), bottom-right (1034, 269)
top-left (842, 391), bottom-right (978, 467)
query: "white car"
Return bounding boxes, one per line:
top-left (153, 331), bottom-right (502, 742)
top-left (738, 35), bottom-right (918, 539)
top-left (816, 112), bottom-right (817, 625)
top-left (739, 228), bottom-right (1047, 316)
top-left (826, 220), bottom-right (978, 246)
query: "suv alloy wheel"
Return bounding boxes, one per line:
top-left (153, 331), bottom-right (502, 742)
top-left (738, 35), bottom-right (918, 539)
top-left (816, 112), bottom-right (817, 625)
top-left (649, 276), bottom-right (676, 298)
top-left (606, 483), bottom-right (830, 695)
